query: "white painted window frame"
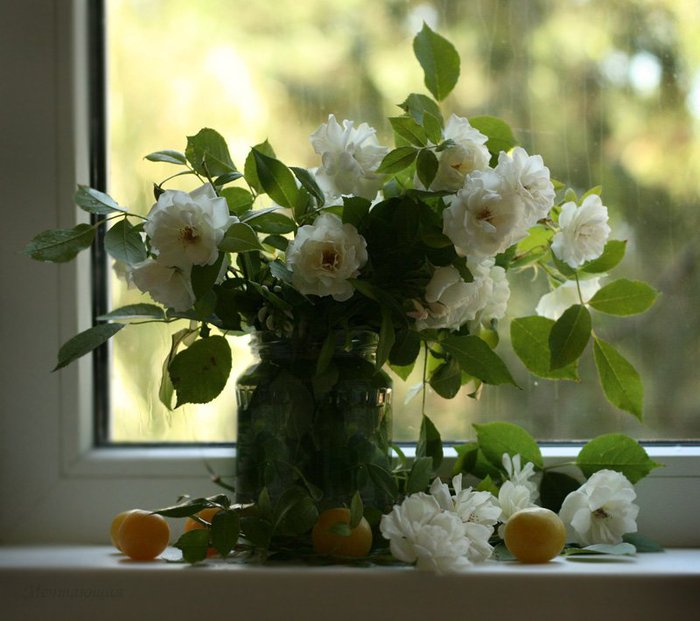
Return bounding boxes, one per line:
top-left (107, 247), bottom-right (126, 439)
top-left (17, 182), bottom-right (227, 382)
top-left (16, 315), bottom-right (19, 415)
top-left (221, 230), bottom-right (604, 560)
top-left (1, 0), bottom-right (697, 547)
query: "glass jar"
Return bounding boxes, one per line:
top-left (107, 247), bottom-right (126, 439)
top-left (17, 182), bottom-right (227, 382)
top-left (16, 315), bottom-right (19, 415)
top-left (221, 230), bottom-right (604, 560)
top-left (235, 331), bottom-right (393, 510)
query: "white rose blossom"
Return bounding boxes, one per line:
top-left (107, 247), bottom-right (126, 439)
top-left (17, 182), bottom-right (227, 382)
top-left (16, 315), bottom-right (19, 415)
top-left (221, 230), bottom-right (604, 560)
top-left (144, 183), bottom-right (233, 269)
top-left (551, 195), bottom-right (611, 268)
top-left (285, 212), bottom-right (368, 302)
top-left (469, 257), bottom-right (511, 327)
top-left (379, 493), bottom-right (473, 573)
top-left (310, 114), bottom-right (389, 201)
top-left (535, 277), bottom-right (602, 320)
top-left (559, 469), bottom-right (639, 546)
top-left (429, 114), bottom-right (491, 192)
top-left (442, 168), bottom-right (528, 258)
top-left (495, 147), bottom-right (555, 224)
top-left (130, 259), bottom-right (196, 312)
top-left (497, 481), bottom-right (536, 539)
top-left (502, 453), bottom-right (539, 501)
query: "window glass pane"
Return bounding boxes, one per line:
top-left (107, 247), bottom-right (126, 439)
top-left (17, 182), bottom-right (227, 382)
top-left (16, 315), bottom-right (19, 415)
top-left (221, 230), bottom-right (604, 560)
top-left (106, 0), bottom-right (700, 443)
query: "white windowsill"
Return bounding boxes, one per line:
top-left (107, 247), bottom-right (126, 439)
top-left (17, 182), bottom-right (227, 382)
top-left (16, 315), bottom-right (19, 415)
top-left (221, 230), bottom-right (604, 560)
top-left (1, 546), bottom-right (698, 621)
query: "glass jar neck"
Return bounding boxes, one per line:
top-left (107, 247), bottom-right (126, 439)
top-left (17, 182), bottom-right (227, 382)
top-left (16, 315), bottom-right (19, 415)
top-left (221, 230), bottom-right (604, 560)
top-left (251, 330), bottom-right (379, 363)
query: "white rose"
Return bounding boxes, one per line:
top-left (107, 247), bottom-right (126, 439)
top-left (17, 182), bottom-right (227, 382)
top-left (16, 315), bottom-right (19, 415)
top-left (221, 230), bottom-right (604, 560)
top-left (502, 453), bottom-right (539, 501)
top-left (380, 493), bottom-right (473, 573)
top-left (535, 277), bottom-right (602, 320)
top-left (430, 114), bottom-right (491, 192)
top-left (310, 114), bottom-right (389, 201)
top-left (559, 469), bottom-right (639, 546)
top-left (285, 212), bottom-right (368, 302)
top-left (495, 146), bottom-right (555, 225)
top-left (144, 183), bottom-right (233, 269)
top-left (470, 257), bottom-right (511, 327)
top-left (497, 481), bottom-right (536, 539)
top-left (130, 258), bottom-right (195, 312)
top-left (413, 265), bottom-right (487, 331)
top-left (443, 169), bottom-right (528, 258)
top-left (552, 195), bottom-right (611, 268)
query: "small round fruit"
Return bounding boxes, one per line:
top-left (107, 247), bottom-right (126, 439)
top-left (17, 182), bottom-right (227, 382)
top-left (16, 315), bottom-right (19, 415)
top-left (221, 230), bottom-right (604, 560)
top-left (183, 507), bottom-right (222, 533)
top-left (504, 507), bottom-right (567, 564)
top-left (110, 509), bottom-right (139, 551)
top-left (118, 509), bottom-right (170, 561)
top-left (312, 508), bottom-right (372, 558)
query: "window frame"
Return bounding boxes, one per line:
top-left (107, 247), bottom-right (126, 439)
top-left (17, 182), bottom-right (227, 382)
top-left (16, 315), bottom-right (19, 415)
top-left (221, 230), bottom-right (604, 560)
top-left (1, 0), bottom-right (698, 547)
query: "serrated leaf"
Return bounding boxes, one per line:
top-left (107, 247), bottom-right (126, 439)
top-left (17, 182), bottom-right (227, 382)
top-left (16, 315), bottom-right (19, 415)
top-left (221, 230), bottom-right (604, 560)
top-left (97, 303), bottom-right (166, 321)
top-left (442, 334), bottom-right (518, 386)
top-left (577, 432), bottom-right (661, 483)
top-left (399, 93), bottom-right (444, 143)
top-left (413, 23), bottom-right (460, 101)
top-left (469, 116), bottom-right (518, 159)
top-left (105, 218), bottom-right (147, 264)
top-left (144, 149), bottom-right (187, 165)
top-left (54, 323), bottom-right (125, 371)
top-left (510, 316), bottom-right (579, 380)
top-left (549, 304), bottom-right (591, 370)
top-left (291, 166), bottom-right (325, 208)
top-left (219, 222), bottom-right (264, 253)
top-left (169, 335), bottom-right (232, 406)
top-left (474, 421), bottom-right (543, 469)
top-left (377, 146), bottom-right (418, 174)
top-left (593, 337), bottom-right (644, 420)
top-left (588, 279), bottom-right (659, 316)
top-left (74, 185), bottom-right (125, 215)
top-left (25, 224), bottom-right (95, 263)
top-left (185, 128), bottom-right (236, 176)
top-left (243, 140), bottom-right (275, 193)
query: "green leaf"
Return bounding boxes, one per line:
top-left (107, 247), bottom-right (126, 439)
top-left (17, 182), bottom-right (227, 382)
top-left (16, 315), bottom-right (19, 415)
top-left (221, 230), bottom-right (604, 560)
top-left (54, 323), bottom-right (125, 371)
top-left (593, 337), bottom-right (644, 420)
top-left (549, 304), bottom-right (591, 370)
top-left (97, 303), bottom-right (166, 321)
top-left (577, 432), bottom-right (661, 483)
top-left (221, 187), bottom-right (254, 216)
top-left (413, 23), bottom-right (460, 101)
top-left (365, 463), bottom-right (399, 500)
top-left (105, 218), bottom-right (147, 264)
top-left (399, 93), bottom-right (444, 143)
top-left (342, 196), bottom-right (372, 228)
top-left (474, 421), bottom-right (543, 469)
top-left (416, 148), bottom-right (439, 189)
top-left (215, 171), bottom-right (244, 186)
top-left (540, 471), bottom-right (582, 513)
top-left (290, 166), bottom-right (325, 208)
top-left (416, 414), bottom-right (443, 470)
top-left (24, 223), bottom-right (95, 263)
top-left (469, 116), bottom-right (518, 158)
top-left (191, 253), bottom-right (224, 301)
top-left (246, 211), bottom-right (296, 235)
top-left (74, 185), bottom-right (125, 215)
top-left (452, 442), bottom-right (478, 477)
top-left (240, 516), bottom-right (273, 548)
top-left (185, 128), bottom-right (236, 176)
top-left (429, 358), bottom-right (462, 399)
top-left (169, 335), bottom-right (232, 406)
top-left (564, 543), bottom-right (637, 557)
top-left (154, 496), bottom-right (225, 518)
top-left (274, 488), bottom-right (318, 537)
top-left (510, 316), bottom-right (579, 380)
top-left (389, 330), bottom-right (421, 367)
top-left (174, 529), bottom-right (210, 564)
top-left (389, 116), bottom-right (428, 146)
top-left (622, 532), bottom-right (664, 552)
top-left (377, 308), bottom-right (396, 369)
top-left (376, 146), bottom-right (418, 174)
top-left (588, 279), bottom-right (659, 316)
top-left (144, 149), bottom-right (187, 165)
top-left (349, 491), bottom-right (364, 529)
top-left (316, 331), bottom-right (336, 376)
top-left (406, 456), bottom-right (434, 494)
top-left (243, 140), bottom-right (276, 193)
top-left (442, 334), bottom-right (519, 386)
top-left (211, 510), bottom-right (240, 558)
top-left (582, 240), bottom-right (627, 274)
top-left (219, 222), bottom-right (264, 253)
top-left (252, 149), bottom-right (303, 210)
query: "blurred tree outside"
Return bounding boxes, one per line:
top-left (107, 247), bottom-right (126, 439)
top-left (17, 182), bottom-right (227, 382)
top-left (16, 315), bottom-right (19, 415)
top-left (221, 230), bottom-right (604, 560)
top-left (107, 0), bottom-right (700, 443)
